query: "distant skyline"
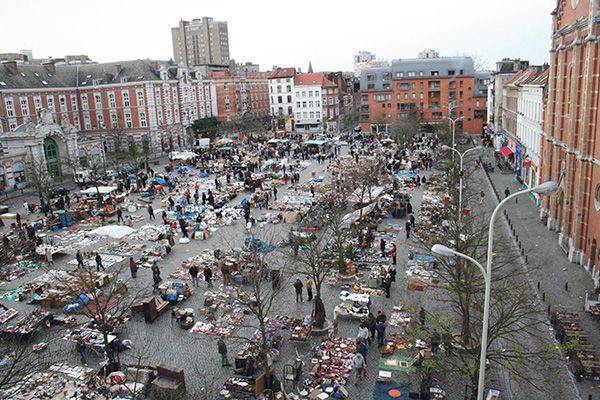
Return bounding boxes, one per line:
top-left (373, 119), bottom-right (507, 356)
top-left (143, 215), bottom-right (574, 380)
top-left (0, 0), bottom-right (555, 71)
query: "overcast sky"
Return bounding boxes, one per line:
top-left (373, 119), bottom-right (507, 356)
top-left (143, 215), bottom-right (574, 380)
top-left (0, 0), bottom-right (555, 72)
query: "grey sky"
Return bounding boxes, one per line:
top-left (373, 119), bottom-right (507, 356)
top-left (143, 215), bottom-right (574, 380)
top-left (0, 0), bottom-right (555, 71)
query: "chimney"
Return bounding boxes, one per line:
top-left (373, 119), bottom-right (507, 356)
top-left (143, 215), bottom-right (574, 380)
top-left (1, 60), bottom-right (17, 75)
top-left (42, 60), bottom-right (55, 73)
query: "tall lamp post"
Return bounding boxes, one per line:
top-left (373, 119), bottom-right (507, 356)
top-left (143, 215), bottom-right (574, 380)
top-left (433, 180), bottom-right (558, 400)
top-left (447, 114), bottom-right (464, 162)
top-left (441, 145), bottom-right (482, 221)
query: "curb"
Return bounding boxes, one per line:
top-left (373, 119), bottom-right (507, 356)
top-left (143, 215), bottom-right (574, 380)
top-left (477, 153), bottom-right (583, 400)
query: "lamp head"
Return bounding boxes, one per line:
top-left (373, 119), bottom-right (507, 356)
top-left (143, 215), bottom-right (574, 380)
top-left (441, 145), bottom-right (451, 151)
top-left (532, 181), bottom-right (559, 195)
top-left (431, 244), bottom-right (456, 257)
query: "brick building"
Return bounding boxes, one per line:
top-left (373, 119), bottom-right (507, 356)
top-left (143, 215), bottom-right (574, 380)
top-left (208, 70), bottom-right (270, 123)
top-left (0, 59), bottom-right (217, 189)
top-left (539, 0), bottom-right (600, 283)
top-left (359, 55), bottom-right (490, 134)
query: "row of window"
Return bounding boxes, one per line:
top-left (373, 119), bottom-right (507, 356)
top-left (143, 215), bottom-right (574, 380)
top-left (296, 111), bottom-right (321, 120)
top-left (366, 69), bottom-right (466, 82)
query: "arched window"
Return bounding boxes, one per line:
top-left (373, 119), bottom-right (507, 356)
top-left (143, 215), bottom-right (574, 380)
top-left (43, 137), bottom-right (61, 178)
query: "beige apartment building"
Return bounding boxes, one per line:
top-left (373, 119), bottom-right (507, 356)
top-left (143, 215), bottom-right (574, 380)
top-left (171, 17), bottom-right (230, 67)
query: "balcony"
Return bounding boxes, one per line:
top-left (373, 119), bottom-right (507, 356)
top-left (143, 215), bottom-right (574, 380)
top-left (428, 82), bottom-right (441, 90)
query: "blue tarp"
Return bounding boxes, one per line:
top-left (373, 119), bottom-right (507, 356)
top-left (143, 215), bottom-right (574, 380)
top-left (152, 178), bottom-right (167, 185)
top-left (304, 140), bottom-right (327, 146)
top-left (396, 171), bottom-right (417, 180)
top-left (177, 166), bottom-right (191, 174)
top-left (198, 172), bottom-right (210, 178)
top-left (241, 198), bottom-right (250, 207)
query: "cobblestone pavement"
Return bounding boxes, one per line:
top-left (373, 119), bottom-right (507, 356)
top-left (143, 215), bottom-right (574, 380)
top-left (476, 148), bottom-right (600, 399)
top-left (2, 144), bottom-right (594, 399)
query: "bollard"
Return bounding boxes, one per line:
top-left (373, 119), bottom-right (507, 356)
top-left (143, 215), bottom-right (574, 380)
top-left (515, 197), bottom-right (518, 204)
top-left (565, 282), bottom-right (568, 292)
top-left (516, 235), bottom-right (519, 242)
top-left (542, 292), bottom-right (546, 301)
top-left (521, 248), bottom-right (525, 256)
top-left (548, 304), bottom-right (551, 314)
top-left (537, 281), bottom-right (540, 290)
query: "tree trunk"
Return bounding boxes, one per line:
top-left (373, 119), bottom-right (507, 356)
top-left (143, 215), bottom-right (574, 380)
top-left (313, 294), bottom-right (326, 329)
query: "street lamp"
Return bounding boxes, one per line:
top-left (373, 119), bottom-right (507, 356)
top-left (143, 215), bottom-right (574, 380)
top-left (446, 109), bottom-right (465, 162)
top-left (441, 145), bottom-right (482, 221)
top-left (433, 180), bottom-right (558, 400)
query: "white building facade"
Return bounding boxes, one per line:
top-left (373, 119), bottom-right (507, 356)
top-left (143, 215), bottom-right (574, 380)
top-left (516, 69), bottom-right (548, 192)
top-left (294, 73), bottom-right (324, 132)
top-left (268, 68), bottom-right (296, 118)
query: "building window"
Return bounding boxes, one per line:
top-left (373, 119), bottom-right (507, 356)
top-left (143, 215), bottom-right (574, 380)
top-left (137, 90), bottom-right (145, 106)
top-left (81, 94), bottom-right (89, 110)
top-left (316, 111), bottom-right (320, 119)
top-left (278, 96), bottom-right (282, 104)
top-left (122, 91), bottom-right (130, 107)
top-left (139, 112), bottom-right (147, 127)
top-left (315, 90), bottom-right (320, 97)
top-left (84, 113), bottom-right (91, 130)
top-left (431, 71), bottom-right (439, 76)
top-left (46, 96), bottom-right (54, 112)
top-left (125, 112), bottom-right (132, 128)
top-left (34, 96), bottom-right (42, 112)
top-left (296, 102), bottom-right (301, 108)
top-left (109, 93), bottom-right (116, 108)
top-left (94, 93), bottom-right (102, 109)
top-left (97, 113), bottom-right (104, 128)
top-left (316, 100), bottom-right (320, 107)
top-left (57, 96), bottom-right (67, 113)
top-left (287, 95), bottom-right (292, 103)
top-left (309, 111), bottom-right (314, 119)
top-left (70, 95), bottom-right (77, 110)
top-left (20, 98), bottom-right (29, 116)
top-left (309, 101), bottom-right (313, 108)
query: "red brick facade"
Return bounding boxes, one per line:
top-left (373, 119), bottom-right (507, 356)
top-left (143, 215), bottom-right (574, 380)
top-left (540, 0), bottom-right (600, 279)
top-left (360, 74), bottom-right (488, 134)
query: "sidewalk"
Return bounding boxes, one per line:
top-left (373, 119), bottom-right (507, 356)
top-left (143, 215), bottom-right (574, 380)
top-left (479, 150), bottom-right (600, 398)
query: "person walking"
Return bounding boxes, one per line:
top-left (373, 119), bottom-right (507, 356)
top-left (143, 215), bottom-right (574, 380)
top-left (408, 213), bottom-right (415, 228)
top-left (189, 264), bottom-right (199, 287)
top-left (352, 352), bottom-right (366, 383)
top-left (162, 210), bottom-right (168, 225)
top-left (419, 307), bottom-right (426, 327)
top-left (405, 221), bottom-right (412, 240)
top-left (306, 276), bottom-right (314, 301)
top-left (390, 243), bottom-right (397, 266)
top-left (76, 250), bottom-right (85, 269)
top-left (204, 265), bottom-right (213, 288)
top-left (116, 207), bottom-right (123, 223)
top-left (383, 274), bottom-right (392, 298)
top-left (152, 261), bottom-right (161, 291)
top-left (218, 337), bottom-right (231, 367)
top-left (380, 238), bottom-right (386, 257)
top-left (95, 253), bottom-right (104, 271)
top-left (147, 204), bottom-right (155, 220)
top-left (129, 257), bottom-right (138, 278)
top-left (358, 323), bottom-right (369, 344)
top-left (45, 247), bottom-right (54, 267)
top-left (356, 339), bottom-right (368, 364)
top-left (376, 320), bottom-right (386, 347)
top-left (479, 190), bottom-right (485, 204)
top-left (294, 278), bottom-right (304, 303)
top-left (367, 312), bottom-right (376, 342)
top-left (76, 340), bottom-right (87, 366)
top-left (430, 329), bottom-right (441, 354)
top-left (504, 187), bottom-right (510, 198)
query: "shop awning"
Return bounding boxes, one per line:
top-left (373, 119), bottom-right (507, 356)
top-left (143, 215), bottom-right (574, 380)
top-left (499, 146), bottom-right (513, 157)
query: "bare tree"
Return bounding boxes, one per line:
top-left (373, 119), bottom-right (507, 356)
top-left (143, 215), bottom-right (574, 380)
top-left (56, 264), bottom-right (149, 373)
top-left (390, 110), bottom-right (420, 147)
top-left (23, 156), bottom-right (54, 206)
top-left (413, 151), bottom-right (563, 399)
